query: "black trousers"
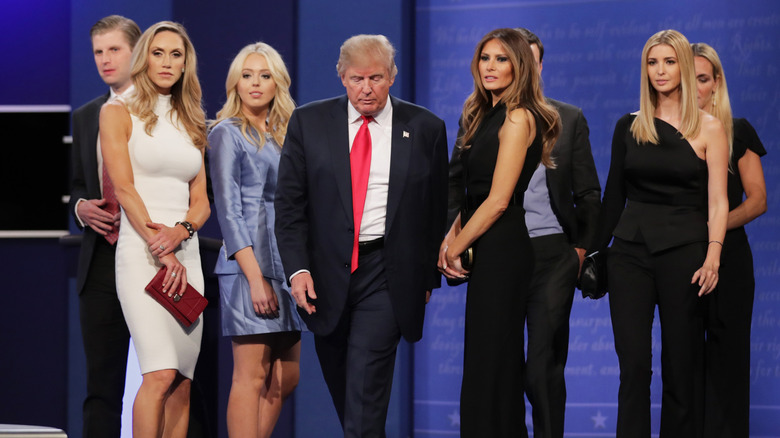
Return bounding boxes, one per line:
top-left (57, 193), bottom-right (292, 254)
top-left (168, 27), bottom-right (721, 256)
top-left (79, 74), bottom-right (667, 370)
top-left (704, 229), bottom-right (754, 438)
top-left (608, 237), bottom-right (706, 438)
top-left (314, 249), bottom-right (401, 438)
top-left (460, 206), bottom-right (537, 437)
top-left (79, 237), bottom-right (131, 437)
top-left (527, 234), bottom-right (579, 438)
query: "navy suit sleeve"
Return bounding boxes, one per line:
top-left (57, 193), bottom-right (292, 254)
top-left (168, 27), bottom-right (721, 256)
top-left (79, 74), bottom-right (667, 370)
top-left (69, 104), bottom-right (94, 229)
top-left (569, 109), bottom-right (602, 250)
top-left (275, 109), bottom-right (310, 282)
top-left (428, 118), bottom-right (449, 290)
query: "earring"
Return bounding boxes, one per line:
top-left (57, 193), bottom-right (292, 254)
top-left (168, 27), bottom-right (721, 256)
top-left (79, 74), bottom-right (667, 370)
top-left (181, 67), bottom-right (185, 73)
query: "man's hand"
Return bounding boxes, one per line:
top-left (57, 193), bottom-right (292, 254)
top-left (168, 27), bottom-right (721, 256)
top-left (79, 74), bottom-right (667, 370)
top-left (290, 272), bottom-right (317, 314)
top-left (77, 198), bottom-right (119, 235)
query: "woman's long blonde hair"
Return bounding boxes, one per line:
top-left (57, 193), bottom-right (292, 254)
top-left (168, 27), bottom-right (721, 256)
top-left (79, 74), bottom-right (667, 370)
top-left (691, 42), bottom-right (733, 161)
top-left (631, 29), bottom-right (699, 145)
top-left (127, 21), bottom-right (207, 150)
top-left (460, 28), bottom-right (560, 167)
top-left (213, 42), bottom-right (295, 148)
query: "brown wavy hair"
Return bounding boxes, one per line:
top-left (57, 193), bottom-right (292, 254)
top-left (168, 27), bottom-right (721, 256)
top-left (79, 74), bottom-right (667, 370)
top-left (460, 28), bottom-right (559, 167)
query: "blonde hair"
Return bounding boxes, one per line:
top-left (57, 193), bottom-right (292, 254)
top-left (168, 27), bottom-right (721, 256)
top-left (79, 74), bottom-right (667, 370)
top-left (127, 21), bottom-right (207, 150)
top-left (460, 28), bottom-right (560, 167)
top-left (631, 29), bottom-right (699, 145)
top-left (213, 42), bottom-right (295, 149)
top-left (691, 42), bottom-right (733, 161)
top-left (336, 34), bottom-right (398, 80)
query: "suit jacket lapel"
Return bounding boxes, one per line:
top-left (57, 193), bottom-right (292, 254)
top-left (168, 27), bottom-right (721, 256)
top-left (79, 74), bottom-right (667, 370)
top-left (327, 96), bottom-right (354, 223)
top-left (385, 96), bottom-right (411, 235)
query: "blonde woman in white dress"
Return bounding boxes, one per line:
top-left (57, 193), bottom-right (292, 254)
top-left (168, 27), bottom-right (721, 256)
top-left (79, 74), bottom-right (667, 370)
top-left (100, 21), bottom-right (210, 438)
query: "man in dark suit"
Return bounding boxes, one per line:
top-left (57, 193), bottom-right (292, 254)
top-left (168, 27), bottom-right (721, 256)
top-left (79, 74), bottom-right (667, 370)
top-left (69, 15), bottom-right (140, 437)
top-left (275, 34), bottom-right (448, 437)
top-left (445, 28), bottom-right (601, 438)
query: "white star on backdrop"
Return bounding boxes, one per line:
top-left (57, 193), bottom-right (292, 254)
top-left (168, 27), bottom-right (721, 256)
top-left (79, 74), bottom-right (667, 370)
top-left (447, 409), bottom-right (460, 427)
top-left (591, 410), bottom-right (608, 429)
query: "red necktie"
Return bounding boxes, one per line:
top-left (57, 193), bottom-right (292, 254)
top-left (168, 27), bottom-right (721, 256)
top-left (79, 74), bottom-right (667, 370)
top-left (350, 115), bottom-right (373, 272)
top-left (102, 164), bottom-right (120, 244)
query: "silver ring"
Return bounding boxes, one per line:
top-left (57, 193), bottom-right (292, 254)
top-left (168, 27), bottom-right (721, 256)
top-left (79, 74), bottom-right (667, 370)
top-left (159, 245), bottom-right (165, 251)
top-left (171, 272), bottom-right (177, 278)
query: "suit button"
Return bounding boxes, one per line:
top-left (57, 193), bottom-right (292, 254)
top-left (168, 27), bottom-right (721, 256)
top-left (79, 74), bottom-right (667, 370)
top-left (344, 263), bottom-right (349, 268)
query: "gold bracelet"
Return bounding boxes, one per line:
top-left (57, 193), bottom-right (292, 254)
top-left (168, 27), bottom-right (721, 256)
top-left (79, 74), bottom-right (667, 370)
top-left (708, 240), bottom-right (723, 246)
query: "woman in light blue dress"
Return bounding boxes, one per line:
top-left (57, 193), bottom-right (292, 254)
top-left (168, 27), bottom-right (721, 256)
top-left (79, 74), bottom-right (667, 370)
top-left (209, 42), bottom-right (304, 438)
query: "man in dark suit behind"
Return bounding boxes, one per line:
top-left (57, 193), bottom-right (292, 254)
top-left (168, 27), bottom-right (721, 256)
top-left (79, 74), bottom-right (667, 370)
top-left (446, 28), bottom-right (601, 438)
top-left (275, 34), bottom-right (448, 437)
top-left (69, 15), bottom-right (140, 437)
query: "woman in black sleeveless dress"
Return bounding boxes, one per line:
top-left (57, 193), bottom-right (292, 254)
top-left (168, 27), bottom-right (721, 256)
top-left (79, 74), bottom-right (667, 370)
top-left (594, 30), bottom-right (729, 437)
top-left (438, 28), bottom-right (561, 438)
top-left (692, 42), bottom-right (768, 438)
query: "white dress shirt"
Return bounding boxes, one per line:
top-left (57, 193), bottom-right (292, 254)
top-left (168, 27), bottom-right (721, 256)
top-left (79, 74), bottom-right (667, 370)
top-left (347, 101), bottom-right (393, 241)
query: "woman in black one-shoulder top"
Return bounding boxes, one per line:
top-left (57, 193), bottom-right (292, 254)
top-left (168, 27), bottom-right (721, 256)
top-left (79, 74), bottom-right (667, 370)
top-left (692, 42), bottom-right (768, 438)
top-left (594, 30), bottom-right (729, 437)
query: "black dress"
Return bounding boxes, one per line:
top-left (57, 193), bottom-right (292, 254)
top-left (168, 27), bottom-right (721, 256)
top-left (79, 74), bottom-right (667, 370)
top-left (595, 114), bottom-right (710, 437)
top-left (459, 102), bottom-right (543, 437)
top-left (704, 118), bottom-right (766, 438)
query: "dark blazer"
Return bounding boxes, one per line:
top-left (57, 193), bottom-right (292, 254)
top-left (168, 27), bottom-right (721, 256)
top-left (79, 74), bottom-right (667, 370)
top-left (448, 98), bottom-right (601, 249)
top-left (275, 95), bottom-right (449, 341)
top-left (69, 93), bottom-right (110, 294)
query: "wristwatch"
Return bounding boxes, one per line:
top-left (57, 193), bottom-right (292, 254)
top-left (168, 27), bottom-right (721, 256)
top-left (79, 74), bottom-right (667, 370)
top-left (176, 221), bottom-right (195, 240)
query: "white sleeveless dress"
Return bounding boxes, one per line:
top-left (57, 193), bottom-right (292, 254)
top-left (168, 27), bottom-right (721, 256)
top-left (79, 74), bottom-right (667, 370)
top-left (115, 94), bottom-right (204, 379)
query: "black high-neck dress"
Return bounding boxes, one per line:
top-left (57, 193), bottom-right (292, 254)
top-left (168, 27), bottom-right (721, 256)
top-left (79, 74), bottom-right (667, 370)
top-left (704, 118), bottom-right (766, 438)
top-left (459, 102), bottom-right (543, 437)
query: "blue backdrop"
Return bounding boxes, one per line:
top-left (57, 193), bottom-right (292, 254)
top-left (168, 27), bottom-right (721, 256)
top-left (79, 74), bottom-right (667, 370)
top-left (1, 0), bottom-right (777, 436)
top-left (412, 0), bottom-right (780, 436)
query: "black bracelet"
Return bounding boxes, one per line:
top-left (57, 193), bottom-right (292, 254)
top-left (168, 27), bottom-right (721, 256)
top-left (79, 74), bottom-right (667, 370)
top-left (176, 221), bottom-right (195, 240)
top-left (708, 240), bottom-right (723, 246)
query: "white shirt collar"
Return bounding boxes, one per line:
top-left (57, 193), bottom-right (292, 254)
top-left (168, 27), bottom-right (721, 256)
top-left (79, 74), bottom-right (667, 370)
top-left (110, 84), bottom-right (135, 99)
top-left (347, 97), bottom-right (393, 126)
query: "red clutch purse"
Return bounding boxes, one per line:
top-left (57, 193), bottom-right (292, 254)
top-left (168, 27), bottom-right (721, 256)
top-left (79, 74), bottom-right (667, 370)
top-left (144, 266), bottom-right (208, 327)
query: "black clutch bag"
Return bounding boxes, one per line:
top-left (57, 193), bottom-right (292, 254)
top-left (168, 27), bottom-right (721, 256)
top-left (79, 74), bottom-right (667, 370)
top-left (445, 247), bottom-right (474, 287)
top-left (460, 247), bottom-right (474, 271)
top-left (578, 249), bottom-right (608, 300)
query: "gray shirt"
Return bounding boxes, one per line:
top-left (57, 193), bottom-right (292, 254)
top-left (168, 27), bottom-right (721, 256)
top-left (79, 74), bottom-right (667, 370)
top-left (524, 164), bottom-right (564, 237)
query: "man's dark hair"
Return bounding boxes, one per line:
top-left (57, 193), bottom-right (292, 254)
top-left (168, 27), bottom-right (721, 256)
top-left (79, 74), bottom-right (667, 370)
top-left (516, 27), bottom-right (544, 62)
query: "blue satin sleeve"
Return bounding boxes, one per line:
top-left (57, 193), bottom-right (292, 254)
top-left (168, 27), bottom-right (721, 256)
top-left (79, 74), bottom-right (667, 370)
top-left (208, 121), bottom-right (284, 281)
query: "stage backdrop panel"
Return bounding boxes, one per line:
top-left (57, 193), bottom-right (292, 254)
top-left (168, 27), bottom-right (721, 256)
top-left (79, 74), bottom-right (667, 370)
top-left (413, 0), bottom-right (779, 436)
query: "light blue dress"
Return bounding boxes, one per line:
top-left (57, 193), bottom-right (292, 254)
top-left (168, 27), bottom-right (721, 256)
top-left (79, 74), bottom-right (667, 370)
top-left (209, 119), bottom-right (305, 336)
